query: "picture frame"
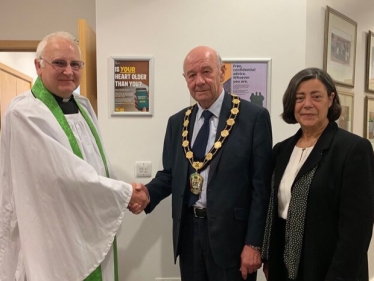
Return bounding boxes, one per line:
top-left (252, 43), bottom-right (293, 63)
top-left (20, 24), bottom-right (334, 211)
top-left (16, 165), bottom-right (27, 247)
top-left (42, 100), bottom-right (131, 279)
top-left (336, 87), bottom-right (354, 132)
top-left (364, 95), bottom-right (374, 145)
top-left (365, 31), bottom-right (374, 93)
top-left (217, 58), bottom-right (271, 111)
top-left (323, 6), bottom-right (357, 87)
top-left (109, 56), bottom-right (154, 116)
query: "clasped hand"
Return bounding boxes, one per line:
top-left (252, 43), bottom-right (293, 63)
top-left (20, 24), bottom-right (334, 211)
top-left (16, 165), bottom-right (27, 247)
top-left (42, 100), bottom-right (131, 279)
top-left (128, 183), bottom-right (150, 214)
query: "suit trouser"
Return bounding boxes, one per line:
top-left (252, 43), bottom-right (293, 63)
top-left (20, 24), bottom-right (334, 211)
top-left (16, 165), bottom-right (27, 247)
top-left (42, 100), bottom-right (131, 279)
top-left (179, 212), bottom-right (256, 281)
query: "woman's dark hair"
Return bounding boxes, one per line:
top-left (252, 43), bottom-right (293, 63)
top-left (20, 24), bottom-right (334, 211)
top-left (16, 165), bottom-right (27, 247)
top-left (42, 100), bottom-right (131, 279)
top-left (281, 67), bottom-right (341, 124)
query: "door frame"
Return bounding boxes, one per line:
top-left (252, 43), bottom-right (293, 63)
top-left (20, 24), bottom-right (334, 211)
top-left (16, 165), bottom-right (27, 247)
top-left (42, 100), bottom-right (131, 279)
top-left (0, 40), bottom-right (39, 52)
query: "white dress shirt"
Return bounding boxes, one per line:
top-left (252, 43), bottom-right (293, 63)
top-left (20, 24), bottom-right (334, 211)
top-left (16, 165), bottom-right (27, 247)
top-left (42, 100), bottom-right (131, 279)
top-left (191, 90), bottom-right (225, 208)
top-left (278, 145), bottom-right (314, 219)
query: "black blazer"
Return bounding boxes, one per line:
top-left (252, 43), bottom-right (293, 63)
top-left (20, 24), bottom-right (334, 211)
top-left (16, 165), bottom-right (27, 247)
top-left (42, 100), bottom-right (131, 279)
top-left (269, 121), bottom-right (374, 280)
top-left (145, 93), bottom-right (272, 268)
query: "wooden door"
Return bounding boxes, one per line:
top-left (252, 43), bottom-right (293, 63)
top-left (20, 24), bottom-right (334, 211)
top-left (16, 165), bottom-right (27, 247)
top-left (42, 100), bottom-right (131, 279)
top-left (78, 19), bottom-right (97, 115)
top-left (0, 63), bottom-right (33, 128)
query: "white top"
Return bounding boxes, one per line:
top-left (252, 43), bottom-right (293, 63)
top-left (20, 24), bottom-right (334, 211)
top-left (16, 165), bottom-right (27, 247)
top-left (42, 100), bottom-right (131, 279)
top-left (277, 145), bottom-right (314, 219)
top-left (0, 91), bottom-right (133, 281)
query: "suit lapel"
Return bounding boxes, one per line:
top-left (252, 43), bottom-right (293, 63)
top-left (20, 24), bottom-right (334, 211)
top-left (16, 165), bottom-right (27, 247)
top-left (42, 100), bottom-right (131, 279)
top-left (273, 133), bottom-right (299, 190)
top-left (207, 93), bottom-right (232, 185)
top-left (188, 105), bottom-right (198, 143)
top-left (273, 122), bottom-right (338, 189)
top-left (295, 122), bottom-right (337, 180)
top-left (184, 104), bottom-right (197, 177)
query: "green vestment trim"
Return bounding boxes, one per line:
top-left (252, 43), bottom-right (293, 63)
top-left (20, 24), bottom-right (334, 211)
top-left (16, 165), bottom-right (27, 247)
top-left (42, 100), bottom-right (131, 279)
top-left (32, 77), bottom-right (118, 281)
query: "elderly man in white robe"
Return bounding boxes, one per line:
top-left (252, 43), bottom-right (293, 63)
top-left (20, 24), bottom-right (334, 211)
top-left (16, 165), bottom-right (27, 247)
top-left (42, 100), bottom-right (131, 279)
top-left (0, 31), bottom-right (149, 281)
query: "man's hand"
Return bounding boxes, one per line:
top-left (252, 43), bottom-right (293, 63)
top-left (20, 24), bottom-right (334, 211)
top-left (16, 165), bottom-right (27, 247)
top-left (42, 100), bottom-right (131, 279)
top-left (239, 245), bottom-right (262, 280)
top-left (128, 183), bottom-right (149, 214)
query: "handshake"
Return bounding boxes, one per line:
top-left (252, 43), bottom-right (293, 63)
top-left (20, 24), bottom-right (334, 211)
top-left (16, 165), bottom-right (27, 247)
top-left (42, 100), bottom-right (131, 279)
top-left (128, 183), bottom-right (150, 214)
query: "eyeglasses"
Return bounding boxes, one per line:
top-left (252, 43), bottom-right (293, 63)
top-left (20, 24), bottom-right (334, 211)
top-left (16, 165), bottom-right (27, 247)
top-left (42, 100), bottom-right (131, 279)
top-left (40, 58), bottom-right (84, 71)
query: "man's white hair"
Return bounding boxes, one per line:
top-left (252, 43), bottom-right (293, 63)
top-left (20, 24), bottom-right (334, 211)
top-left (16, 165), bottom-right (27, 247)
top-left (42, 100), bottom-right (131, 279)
top-left (182, 47), bottom-right (223, 73)
top-left (36, 31), bottom-right (81, 67)
top-left (216, 51), bottom-right (223, 69)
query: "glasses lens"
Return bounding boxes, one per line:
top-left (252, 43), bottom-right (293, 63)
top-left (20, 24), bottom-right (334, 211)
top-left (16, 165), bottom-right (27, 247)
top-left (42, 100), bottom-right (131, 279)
top-left (52, 60), bottom-right (68, 69)
top-left (46, 59), bottom-right (84, 70)
top-left (70, 61), bottom-right (83, 70)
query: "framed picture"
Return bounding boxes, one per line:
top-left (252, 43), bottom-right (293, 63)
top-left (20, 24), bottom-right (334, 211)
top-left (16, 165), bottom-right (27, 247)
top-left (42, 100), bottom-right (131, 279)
top-left (365, 31), bottom-right (374, 93)
top-left (220, 58), bottom-right (271, 111)
top-left (109, 56), bottom-right (154, 116)
top-left (364, 96), bottom-right (374, 145)
top-left (323, 6), bottom-right (357, 87)
top-left (336, 87), bottom-right (354, 132)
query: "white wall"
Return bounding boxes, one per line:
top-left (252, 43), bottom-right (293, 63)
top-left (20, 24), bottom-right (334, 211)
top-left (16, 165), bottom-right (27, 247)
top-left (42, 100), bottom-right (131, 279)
top-left (96, 0), bottom-right (374, 280)
top-left (306, 3), bottom-right (374, 279)
top-left (0, 0), bottom-right (95, 40)
top-left (0, 0), bottom-right (373, 280)
top-left (306, 0), bottom-right (374, 137)
top-left (96, 0), bottom-right (306, 280)
top-left (0, 52), bottom-right (38, 83)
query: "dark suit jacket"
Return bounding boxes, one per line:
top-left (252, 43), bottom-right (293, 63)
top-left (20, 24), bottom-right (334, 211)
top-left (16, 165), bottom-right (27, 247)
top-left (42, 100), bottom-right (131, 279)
top-left (269, 121), bottom-right (374, 281)
top-left (145, 93), bottom-right (272, 268)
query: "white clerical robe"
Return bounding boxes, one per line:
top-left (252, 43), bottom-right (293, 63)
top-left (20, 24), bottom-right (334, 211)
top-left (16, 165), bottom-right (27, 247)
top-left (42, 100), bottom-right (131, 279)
top-left (0, 91), bottom-right (133, 281)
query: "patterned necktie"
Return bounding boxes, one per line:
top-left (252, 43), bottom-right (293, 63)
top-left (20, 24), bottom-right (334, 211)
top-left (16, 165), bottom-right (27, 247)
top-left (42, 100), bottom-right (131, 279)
top-left (188, 110), bottom-right (213, 206)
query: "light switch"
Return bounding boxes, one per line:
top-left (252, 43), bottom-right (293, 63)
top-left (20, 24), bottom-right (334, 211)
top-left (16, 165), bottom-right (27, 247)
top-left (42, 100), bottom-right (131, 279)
top-left (135, 161), bottom-right (152, 177)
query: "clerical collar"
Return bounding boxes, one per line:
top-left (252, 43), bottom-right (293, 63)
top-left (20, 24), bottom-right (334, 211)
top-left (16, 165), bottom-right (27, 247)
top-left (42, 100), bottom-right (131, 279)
top-left (52, 93), bottom-right (79, 114)
top-left (53, 94), bottom-right (73, 103)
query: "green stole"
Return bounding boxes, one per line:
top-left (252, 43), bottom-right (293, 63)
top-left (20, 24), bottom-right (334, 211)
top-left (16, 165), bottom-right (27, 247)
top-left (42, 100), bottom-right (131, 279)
top-left (32, 77), bottom-right (119, 281)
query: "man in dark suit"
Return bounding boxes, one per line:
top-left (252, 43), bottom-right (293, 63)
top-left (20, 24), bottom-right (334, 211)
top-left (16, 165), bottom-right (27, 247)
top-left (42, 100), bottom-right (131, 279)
top-left (129, 46), bottom-right (272, 281)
